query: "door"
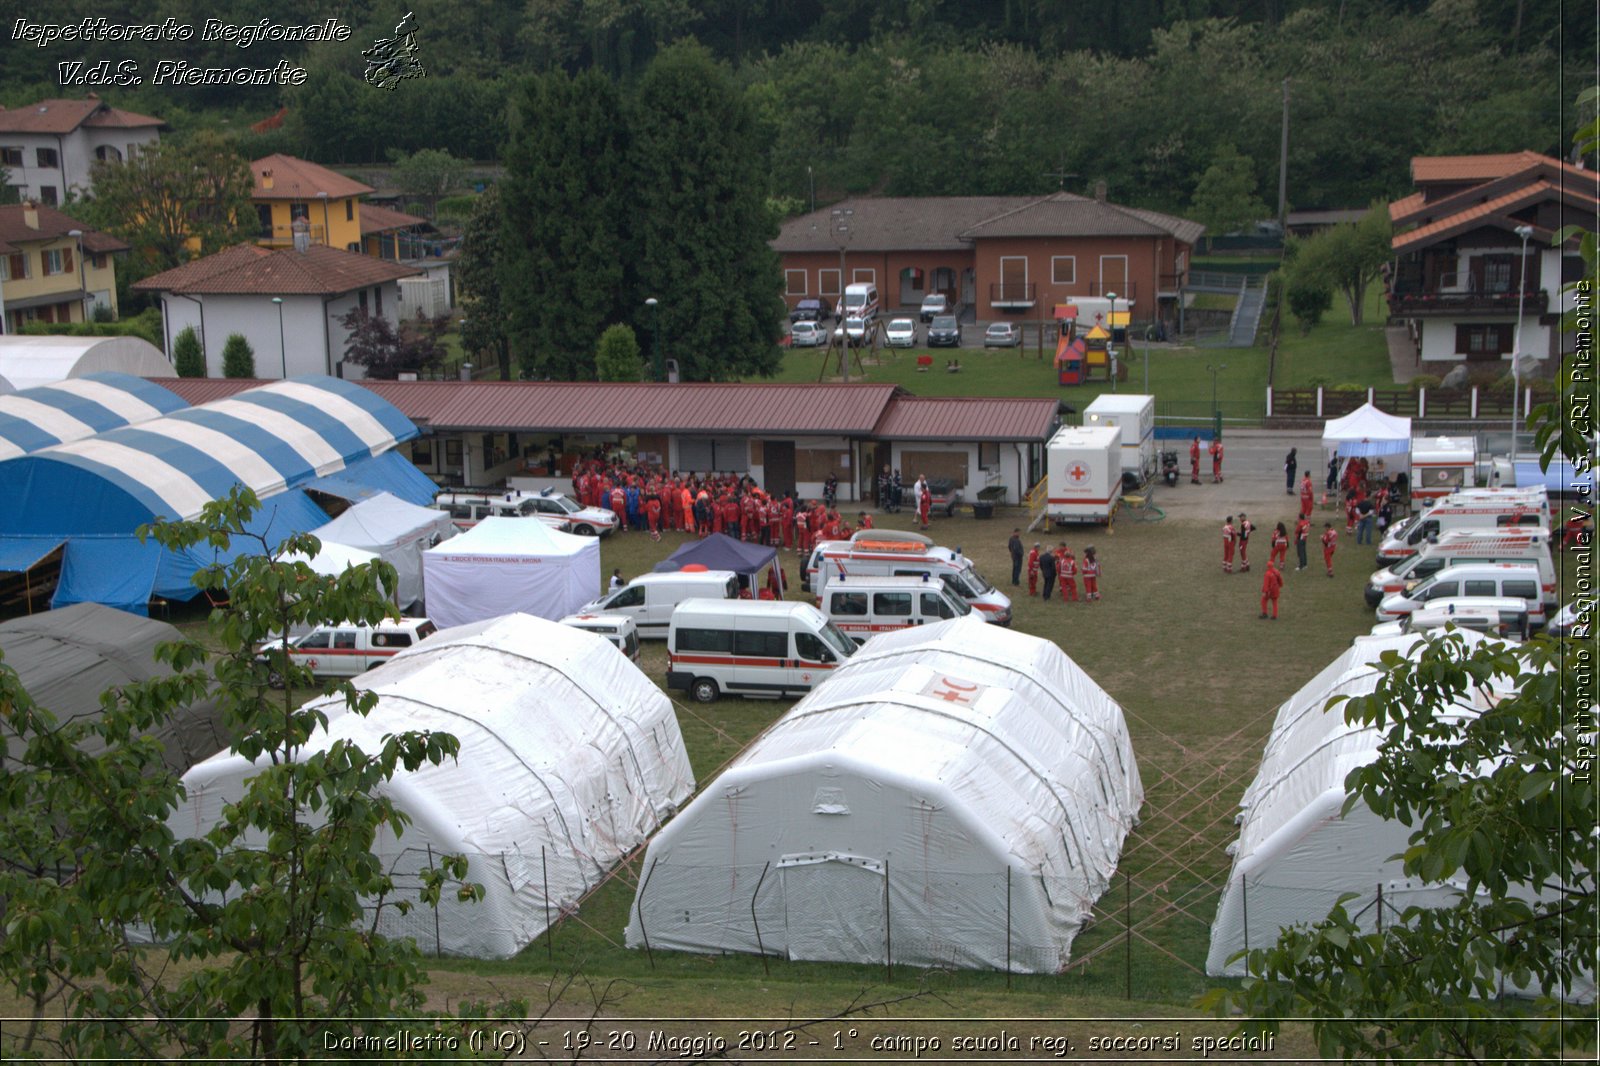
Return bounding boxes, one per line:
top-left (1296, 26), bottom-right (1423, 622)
top-left (764, 440), bottom-right (796, 498)
top-left (780, 854), bottom-right (886, 963)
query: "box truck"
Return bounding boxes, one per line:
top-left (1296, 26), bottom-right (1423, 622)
top-left (1083, 394), bottom-right (1156, 482)
top-left (1409, 436), bottom-right (1477, 504)
top-left (1045, 425), bottom-right (1122, 524)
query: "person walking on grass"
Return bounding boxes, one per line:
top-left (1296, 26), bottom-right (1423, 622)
top-left (1269, 522), bottom-right (1289, 569)
top-left (1081, 546), bottom-right (1101, 600)
top-left (1259, 561), bottom-right (1283, 620)
top-left (1008, 528), bottom-right (1024, 586)
top-left (1294, 514), bottom-right (1310, 571)
top-left (1039, 542), bottom-right (1058, 600)
top-left (1027, 542), bottom-right (1041, 596)
top-left (1222, 515), bottom-right (1237, 574)
top-left (1299, 471), bottom-right (1315, 519)
top-left (1322, 521), bottom-right (1338, 577)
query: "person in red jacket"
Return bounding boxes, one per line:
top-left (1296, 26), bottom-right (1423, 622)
top-left (645, 494), bottom-right (662, 540)
top-left (1210, 438), bottom-right (1225, 483)
top-left (1222, 516), bottom-right (1236, 574)
top-left (1294, 514), bottom-right (1311, 571)
top-left (1236, 512), bottom-right (1254, 572)
top-left (795, 508), bottom-right (811, 553)
top-left (1259, 561), bottom-right (1283, 619)
top-left (609, 484), bottom-right (628, 532)
top-left (1321, 521), bottom-right (1338, 577)
top-left (679, 486), bottom-right (694, 532)
top-left (1299, 472), bottom-right (1315, 519)
top-left (858, 511), bottom-right (874, 531)
top-left (917, 477), bottom-right (932, 529)
top-left (1059, 544), bottom-right (1079, 602)
top-left (1269, 522), bottom-right (1289, 569)
top-left (1081, 546), bottom-right (1101, 600)
top-left (1190, 435), bottom-right (1202, 484)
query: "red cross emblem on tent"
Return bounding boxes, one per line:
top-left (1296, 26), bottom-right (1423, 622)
top-left (1067, 462), bottom-right (1090, 486)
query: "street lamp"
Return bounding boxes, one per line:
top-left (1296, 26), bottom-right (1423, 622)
top-left (1206, 362), bottom-right (1227, 433)
top-left (1106, 292), bottom-right (1118, 393)
top-left (271, 297), bottom-right (286, 379)
top-left (644, 297), bottom-right (662, 382)
top-left (1510, 223), bottom-right (1535, 464)
top-left (831, 207), bottom-right (854, 384)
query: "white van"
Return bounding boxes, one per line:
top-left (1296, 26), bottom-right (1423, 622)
top-left (1375, 487), bottom-right (1551, 564)
top-left (842, 281), bottom-right (880, 322)
top-left (820, 574), bottom-right (971, 644)
top-left (580, 569), bottom-right (740, 639)
top-left (803, 530), bottom-right (932, 591)
top-left (256, 617), bottom-right (438, 683)
top-left (1369, 596), bottom-right (1531, 640)
top-left (434, 491), bottom-right (573, 533)
top-left (1364, 528), bottom-right (1553, 607)
top-left (812, 538), bottom-right (1012, 625)
top-left (666, 600), bottom-right (857, 702)
top-left (1375, 562), bottom-right (1549, 627)
top-left (558, 612), bottom-right (641, 662)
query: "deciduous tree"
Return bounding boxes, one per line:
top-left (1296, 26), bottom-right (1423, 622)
top-left (1190, 144), bottom-right (1269, 251)
top-left (1288, 203), bottom-right (1392, 326)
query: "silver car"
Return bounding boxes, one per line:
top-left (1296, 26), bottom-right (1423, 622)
top-left (884, 318), bottom-right (917, 347)
top-left (791, 320), bottom-right (826, 347)
top-left (984, 321), bottom-right (1021, 347)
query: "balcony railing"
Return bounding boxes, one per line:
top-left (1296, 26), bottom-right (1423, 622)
top-left (258, 223), bottom-right (327, 247)
top-left (1387, 287), bottom-right (1547, 316)
top-left (989, 281), bottom-right (1036, 307)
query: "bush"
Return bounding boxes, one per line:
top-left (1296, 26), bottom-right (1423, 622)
top-left (1409, 374), bottom-right (1442, 390)
top-left (435, 194), bottom-right (478, 222)
top-left (1286, 279), bottom-right (1333, 334)
top-left (221, 333), bottom-right (256, 378)
top-left (1333, 382), bottom-right (1366, 392)
top-left (17, 307), bottom-right (163, 349)
top-left (174, 326), bottom-right (205, 378)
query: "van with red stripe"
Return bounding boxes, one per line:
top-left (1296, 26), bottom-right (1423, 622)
top-left (667, 600), bottom-right (857, 703)
top-left (820, 574), bottom-right (971, 645)
top-left (1364, 528), bottom-right (1552, 607)
top-left (257, 617), bottom-right (438, 684)
top-left (1375, 487), bottom-right (1550, 565)
top-left (812, 538), bottom-right (1012, 625)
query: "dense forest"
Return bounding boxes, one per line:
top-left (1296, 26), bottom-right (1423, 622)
top-left (0, 0), bottom-right (1582, 212)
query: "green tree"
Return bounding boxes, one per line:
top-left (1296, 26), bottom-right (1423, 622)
top-left (499, 68), bottom-right (631, 380)
top-left (338, 308), bottom-right (451, 380)
top-left (221, 333), bottom-right (255, 378)
top-left (387, 148), bottom-right (468, 220)
top-left (0, 489), bottom-right (483, 1060)
top-left (173, 325), bottom-right (205, 377)
top-left (1190, 144), bottom-right (1269, 250)
top-left (595, 323), bottom-right (644, 382)
top-left (630, 42), bottom-right (784, 380)
top-left (1289, 203), bottom-right (1392, 326)
top-left (457, 185), bottom-right (513, 380)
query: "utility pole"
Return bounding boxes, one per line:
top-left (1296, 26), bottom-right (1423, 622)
top-left (1277, 78), bottom-right (1290, 234)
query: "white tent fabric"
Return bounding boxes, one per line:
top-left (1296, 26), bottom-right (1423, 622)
top-left (171, 613), bottom-right (694, 959)
top-left (625, 615), bottom-right (1143, 973)
top-left (308, 492), bottom-right (455, 611)
top-left (281, 540), bottom-right (380, 577)
top-left (1321, 402), bottom-right (1412, 457)
top-left (0, 335), bottom-right (174, 392)
top-left (1207, 631), bottom-right (1592, 1001)
top-left (422, 516), bottom-right (599, 628)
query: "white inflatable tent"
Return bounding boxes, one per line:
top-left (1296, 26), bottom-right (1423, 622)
top-left (1207, 630), bottom-right (1593, 1003)
top-left (625, 615), bottom-right (1142, 973)
top-left (422, 516), bottom-right (599, 627)
top-left (173, 613), bottom-right (694, 959)
top-left (307, 492), bottom-right (455, 612)
top-left (1321, 401), bottom-right (1412, 458)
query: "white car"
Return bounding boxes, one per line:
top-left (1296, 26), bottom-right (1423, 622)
top-left (920, 293), bottom-right (949, 322)
top-left (520, 488), bottom-right (617, 536)
top-left (790, 320), bottom-right (827, 347)
top-left (884, 318), bottom-right (917, 347)
top-left (434, 492), bottom-right (573, 533)
top-left (1367, 597), bottom-right (1530, 641)
top-left (257, 617), bottom-right (439, 683)
top-left (1548, 600), bottom-right (1589, 638)
top-left (983, 321), bottom-right (1022, 347)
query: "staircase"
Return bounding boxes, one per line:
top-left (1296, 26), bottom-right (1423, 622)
top-left (1193, 273), bottom-right (1268, 348)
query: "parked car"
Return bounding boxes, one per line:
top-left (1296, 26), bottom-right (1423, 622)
top-left (841, 315), bottom-right (869, 341)
top-left (791, 320), bottom-right (827, 347)
top-left (884, 318), bottom-right (917, 347)
top-left (257, 617), bottom-right (439, 684)
top-left (434, 492), bottom-right (573, 533)
top-left (790, 297), bottom-right (832, 323)
top-left (920, 293), bottom-right (949, 322)
top-left (520, 488), bottom-right (617, 536)
top-left (1548, 600), bottom-right (1588, 638)
top-left (984, 321), bottom-right (1022, 348)
top-left (928, 314), bottom-right (961, 347)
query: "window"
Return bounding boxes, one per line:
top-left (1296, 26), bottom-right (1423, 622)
top-left (444, 439), bottom-right (462, 466)
top-left (786, 269), bottom-right (807, 295)
top-left (35, 147), bottom-right (58, 168)
top-left (410, 439), bottom-right (434, 465)
top-left (1503, 580), bottom-right (1537, 600)
top-left (1480, 254), bottom-right (1513, 293)
top-left (374, 286), bottom-right (383, 314)
top-left (1462, 579), bottom-right (1500, 597)
top-left (873, 592), bottom-right (912, 617)
top-left (95, 145), bottom-right (122, 163)
top-left (0, 147), bottom-right (21, 167)
top-left (1, 252), bottom-right (28, 281)
top-left (819, 269), bottom-right (841, 297)
top-left (42, 248), bottom-right (72, 276)
top-left (290, 202), bottom-right (310, 221)
top-left (1456, 324), bottom-right (1512, 357)
top-left (795, 632), bottom-right (834, 663)
top-left (734, 630), bottom-right (788, 657)
top-left (830, 592), bottom-right (868, 616)
top-left (1051, 256), bottom-right (1076, 285)
top-left (383, 631), bottom-right (413, 647)
top-left (979, 442), bottom-right (1000, 469)
top-left (39, 186), bottom-right (57, 205)
top-left (922, 592), bottom-right (954, 618)
top-left (332, 630), bottom-right (358, 650)
top-left (852, 269), bottom-right (875, 284)
top-left (999, 256), bottom-right (1028, 301)
top-left (358, 289), bottom-right (369, 313)
top-left (1497, 513), bottom-right (1541, 527)
top-left (677, 626), bottom-right (732, 653)
top-left (1423, 581), bottom-right (1459, 600)
top-left (299, 631), bottom-right (331, 650)
top-left (345, 199), bottom-right (354, 222)
top-left (608, 585), bottom-right (645, 609)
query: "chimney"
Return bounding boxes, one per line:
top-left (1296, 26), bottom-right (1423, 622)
top-left (261, 168), bottom-right (274, 191)
top-left (1094, 180), bottom-right (1107, 203)
top-left (21, 200), bottom-right (38, 230)
top-left (291, 216), bottom-right (310, 253)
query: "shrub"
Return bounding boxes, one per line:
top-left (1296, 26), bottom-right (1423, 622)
top-left (221, 333), bottom-right (256, 378)
top-left (434, 194), bottom-right (478, 222)
top-left (173, 326), bottom-right (205, 378)
top-left (1409, 374), bottom-right (1442, 391)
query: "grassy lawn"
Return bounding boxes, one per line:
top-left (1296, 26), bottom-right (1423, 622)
top-left (1271, 275), bottom-right (1394, 388)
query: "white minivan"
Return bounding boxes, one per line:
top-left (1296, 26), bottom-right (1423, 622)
top-left (1369, 597), bottom-right (1530, 641)
top-left (580, 569), bottom-right (740, 639)
top-left (1375, 562), bottom-right (1548, 627)
top-left (821, 574), bottom-right (971, 644)
top-left (1364, 528), bottom-right (1552, 607)
top-left (1375, 487), bottom-right (1550, 564)
top-left (558, 612), bottom-right (641, 662)
top-left (812, 537), bottom-right (1012, 625)
top-left (667, 600), bottom-right (857, 702)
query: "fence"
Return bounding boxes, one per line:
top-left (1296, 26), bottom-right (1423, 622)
top-left (1267, 386), bottom-right (1552, 421)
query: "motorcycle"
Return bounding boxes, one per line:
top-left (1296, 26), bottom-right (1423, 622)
top-left (1161, 449), bottom-right (1181, 487)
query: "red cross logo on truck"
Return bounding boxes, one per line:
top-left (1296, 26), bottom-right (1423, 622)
top-left (1067, 463), bottom-right (1090, 486)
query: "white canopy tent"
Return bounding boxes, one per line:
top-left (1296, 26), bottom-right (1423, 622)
top-left (422, 516), bottom-right (600, 628)
top-left (308, 492), bottom-right (455, 611)
top-left (171, 613), bottom-right (695, 959)
top-left (1208, 631), bottom-right (1592, 1001)
top-left (626, 615), bottom-right (1142, 973)
top-left (0, 335), bottom-right (174, 391)
top-left (1321, 402), bottom-right (1412, 457)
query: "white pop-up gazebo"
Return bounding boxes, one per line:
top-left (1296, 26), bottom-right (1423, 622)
top-left (1321, 402), bottom-right (1412, 457)
top-left (625, 615), bottom-right (1142, 973)
top-left (308, 492), bottom-right (456, 612)
top-left (422, 516), bottom-right (600, 627)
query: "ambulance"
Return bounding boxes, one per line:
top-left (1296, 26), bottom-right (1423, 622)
top-left (1374, 562), bottom-right (1549, 627)
top-left (802, 528), bottom-right (932, 592)
top-left (811, 538), bottom-right (1012, 625)
top-left (1083, 394), bottom-right (1157, 482)
top-left (1409, 436), bottom-right (1477, 504)
top-left (1045, 425), bottom-right (1123, 524)
top-left (1375, 487), bottom-right (1550, 565)
top-left (819, 574), bottom-right (972, 644)
top-left (1364, 527), bottom-right (1553, 607)
top-left (666, 600), bottom-right (857, 702)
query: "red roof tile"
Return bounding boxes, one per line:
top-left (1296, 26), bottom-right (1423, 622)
top-left (359, 203), bottom-right (428, 235)
top-left (871, 396), bottom-right (1061, 441)
top-left (0, 97), bottom-right (163, 134)
top-left (1392, 180), bottom-right (1591, 251)
top-left (0, 204), bottom-right (127, 255)
top-left (251, 154), bottom-right (373, 200)
top-left (133, 243), bottom-right (421, 296)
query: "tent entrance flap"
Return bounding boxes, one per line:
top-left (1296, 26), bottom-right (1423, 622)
top-left (779, 853), bottom-right (886, 964)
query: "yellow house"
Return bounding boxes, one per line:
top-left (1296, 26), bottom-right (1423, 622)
top-left (0, 201), bottom-right (126, 332)
top-left (250, 153), bottom-right (371, 253)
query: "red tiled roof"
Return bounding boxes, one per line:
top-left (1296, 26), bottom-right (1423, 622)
top-left (1391, 180), bottom-right (1589, 251)
top-left (0, 97), bottom-right (163, 134)
top-left (0, 204), bottom-right (127, 255)
top-left (360, 202), bottom-right (428, 235)
top-left (871, 396), bottom-right (1061, 441)
top-left (1387, 191), bottom-right (1425, 221)
top-left (961, 192), bottom-right (1204, 246)
top-left (133, 242), bottom-right (421, 296)
top-left (1409, 151), bottom-right (1593, 185)
top-left (250, 153), bottom-right (373, 200)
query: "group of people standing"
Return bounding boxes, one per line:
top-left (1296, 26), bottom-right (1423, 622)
top-left (1189, 436), bottom-right (1225, 484)
top-left (1008, 529), bottom-right (1102, 603)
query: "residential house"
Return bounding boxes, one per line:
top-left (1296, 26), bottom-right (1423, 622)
top-left (133, 233), bottom-right (422, 380)
top-left (1387, 151), bottom-right (1596, 368)
top-left (250, 153), bottom-right (372, 252)
top-left (0, 94), bottom-right (165, 205)
top-left (362, 202), bottom-right (452, 319)
top-left (0, 202), bottom-right (127, 333)
top-left (772, 187), bottom-right (1202, 328)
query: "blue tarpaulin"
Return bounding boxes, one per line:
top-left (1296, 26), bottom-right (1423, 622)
top-left (302, 450), bottom-right (439, 506)
top-left (54, 537), bottom-right (162, 615)
top-left (653, 532), bottom-right (777, 577)
top-left (0, 536), bottom-right (63, 573)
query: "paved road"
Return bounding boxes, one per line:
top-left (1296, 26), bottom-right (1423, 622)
top-left (1149, 428), bottom-right (1331, 524)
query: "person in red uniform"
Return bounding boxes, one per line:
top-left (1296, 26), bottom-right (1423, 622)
top-left (917, 477), bottom-right (932, 529)
top-left (610, 484), bottom-right (628, 532)
top-left (1081, 546), bottom-right (1101, 600)
top-left (1059, 544), bottom-right (1079, 602)
top-left (1026, 543), bottom-right (1041, 595)
top-left (768, 499), bottom-right (783, 546)
top-left (1321, 521), bottom-right (1338, 576)
top-left (1222, 516), bottom-right (1236, 574)
top-left (1294, 514), bottom-right (1310, 571)
top-left (645, 494), bottom-right (662, 540)
top-left (1259, 561), bottom-right (1283, 619)
top-left (1190, 436), bottom-right (1202, 484)
top-left (1236, 512), bottom-right (1254, 571)
top-left (1210, 438), bottom-right (1225, 483)
top-left (795, 508), bottom-right (811, 553)
top-left (1299, 472), bottom-right (1315, 519)
top-left (858, 511), bottom-right (874, 531)
top-left (780, 496), bottom-right (796, 549)
top-left (679, 486), bottom-right (694, 533)
top-left (1269, 522), bottom-right (1289, 569)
